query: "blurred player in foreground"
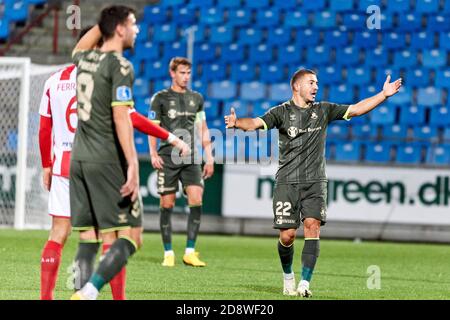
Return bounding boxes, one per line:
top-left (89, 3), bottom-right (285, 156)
top-left (225, 69), bottom-right (401, 297)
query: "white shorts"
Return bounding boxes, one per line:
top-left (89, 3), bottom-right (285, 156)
top-left (48, 176), bottom-right (71, 218)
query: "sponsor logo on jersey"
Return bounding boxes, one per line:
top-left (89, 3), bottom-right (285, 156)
top-left (289, 113), bottom-right (296, 121)
top-left (148, 111), bottom-right (156, 120)
top-left (169, 100), bottom-right (176, 106)
top-left (311, 112), bottom-right (318, 119)
top-left (189, 100), bottom-right (195, 107)
top-left (287, 126), bottom-right (298, 138)
top-left (116, 86), bottom-right (132, 101)
top-left (118, 213), bottom-right (128, 224)
top-left (168, 109), bottom-right (177, 119)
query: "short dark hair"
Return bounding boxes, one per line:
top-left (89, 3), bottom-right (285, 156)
top-left (98, 5), bottom-right (136, 41)
top-left (290, 69), bottom-right (317, 90)
top-left (169, 57), bottom-right (192, 72)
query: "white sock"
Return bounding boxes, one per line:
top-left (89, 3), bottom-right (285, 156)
top-left (299, 280), bottom-right (310, 288)
top-left (185, 248), bottom-right (195, 255)
top-left (80, 282), bottom-right (99, 300)
top-left (283, 272), bottom-right (295, 281)
top-left (164, 250), bottom-right (174, 257)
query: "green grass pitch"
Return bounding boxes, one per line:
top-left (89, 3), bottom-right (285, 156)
top-left (0, 229), bottom-right (449, 300)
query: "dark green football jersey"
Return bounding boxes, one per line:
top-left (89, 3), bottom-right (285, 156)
top-left (150, 88), bottom-right (204, 155)
top-left (71, 49), bottom-right (134, 164)
top-left (259, 100), bottom-right (351, 184)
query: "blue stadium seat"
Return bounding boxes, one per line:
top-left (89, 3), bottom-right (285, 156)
top-left (412, 125), bottom-right (439, 142)
top-left (241, 82), bottom-right (266, 101)
top-left (417, 87), bottom-right (442, 106)
top-left (162, 42), bottom-right (186, 61)
top-left (188, 0), bottom-right (214, 10)
top-left (223, 100), bottom-right (249, 118)
top-left (296, 29), bottom-right (320, 47)
top-left (387, 86), bottom-right (412, 105)
top-left (267, 28), bottom-right (292, 46)
top-left (152, 24), bottom-right (177, 43)
top-left (386, 0), bottom-right (410, 13)
top-left (192, 80), bottom-right (207, 96)
top-left (422, 50), bottom-right (447, 68)
top-left (342, 13), bottom-right (366, 30)
top-left (396, 144), bottom-right (422, 165)
top-left (335, 47), bottom-right (360, 66)
top-left (152, 80), bottom-right (171, 93)
top-left (300, 0), bottom-right (326, 11)
top-left (328, 84), bottom-right (354, 104)
top-left (430, 107), bottom-right (450, 126)
top-left (317, 66), bottom-right (343, 85)
top-left (134, 132), bottom-right (149, 154)
top-left (133, 78), bottom-right (150, 98)
top-left (227, 9), bottom-right (252, 27)
top-left (210, 26), bottom-right (234, 44)
top-left (0, 19), bottom-right (9, 40)
top-left (134, 41), bottom-right (159, 63)
top-left (194, 43), bottom-right (216, 63)
top-left (439, 32), bottom-right (450, 50)
top-left (4, 1), bottom-right (28, 22)
top-left (444, 127), bottom-right (450, 141)
top-left (383, 32), bottom-right (406, 50)
top-left (365, 47), bottom-right (388, 67)
top-left (256, 9), bottom-right (281, 27)
top-left (370, 104), bottom-right (397, 125)
top-left (445, 0), bottom-right (450, 13)
top-left (238, 28), bottom-right (263, 46)
top-left (273, 0), bottom-right (297, 10)
top-left (330, 0), bottom-right (355, 12)
top-left (230, 64), bottom-right (256, 82)
top-left (284, 11), bottom-right (309, 28)
top-left (328, 123), bottom-right (350, 139)
top-left (335, 142), bottom-right (362, 162)
top-left (203, 100), bottom-right (220, 120)
top-left (144, 61), bottom-right (166, 79)
top-left (381, 124), bottom-right (408, 140)
top-left (427, 15), bottom-right (450, 32)
top-left (405, 68), bottom-right (430, 88)
top-left (358, 0), bottom-right (382, 11)
top-left (172, 7), bottom-right (196, 25)
top-left (435, 69), bottom-right (450, 89)
top-left (324, 30), bottom-right (349, 48)
top-left (347, 67), bottom-right (371, 86)
top-left (6, 129), bottom-right (17, 152)
top-left (252, 101), bottom-right (274, 117)
top-left (210, 81), bottom-right (237, 100)
top-left (243, 0), bottom-right (270, 8)
top-left (306, 46), bottom-right (330, 66)
top-left (136, 22), bottom-right (149, 43)
top-left (380, 13), bottom-right (394, 30)
top-left (359, 85), bottom-right (378, 100)
top-left (159, 0), bottom-right (185, 6)
top-left (399, 105), bottom-right (426, 126)
top-left (351, 124), bottom-right (378, 140)
top-left (134, 97), bottom-right (151, 115)
top-left (410, 32), bottom-right (435, 50)
top-left (260, 64), bottom-right (285, 83)
top-left (199, 7), bottom-right (224, 25)
top-left (393, 50), bottom-right (418, 69)
top-left (143, 6), bottom-right (168, 24)
top-left (201, 64), bottom-right (227, 81)
top-left (217, 0), bottom-right (241, 9)
top-left (415, 0), bottom-right (439, 13)
top-left (249, 44), bottom-right (273, 64)
top-left (427, 144), bottom-right (450, 165)
top-left (397, 13), bottom-right (422, 32)
top-left (374, 68), bottom-right (402, 88)
top-left (353, 32), bottom-right (378, 49)
top-left (278, 45), bottom-right (302, 65)
top-left (269, 83), bottom-right (291, 102)
top-left (364, 142), bottom-right (392, 163)
top-left (220, 43), bottom-right (245, 63)
top-left (313, 11), bottom-right (337, 29)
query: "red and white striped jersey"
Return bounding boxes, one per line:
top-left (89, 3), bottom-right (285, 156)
top-left (39, 64), bottom-right (77, 177)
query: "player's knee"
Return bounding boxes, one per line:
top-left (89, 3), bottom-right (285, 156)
top-left (303, 218), bottom-right (321, 234)
top-left (280, 229), bottom-right (296, 245)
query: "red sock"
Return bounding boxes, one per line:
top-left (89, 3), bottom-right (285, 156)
top-left (40, 240), bottom-right (63, 300)
top-left (103, 244), bottom-right (127, 300)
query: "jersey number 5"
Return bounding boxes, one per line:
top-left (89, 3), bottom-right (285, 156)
top-left (77, 72), bottom-right (94, 121)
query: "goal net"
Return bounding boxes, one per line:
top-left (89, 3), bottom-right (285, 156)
top-left (0, 57), bottom-right (66, 229)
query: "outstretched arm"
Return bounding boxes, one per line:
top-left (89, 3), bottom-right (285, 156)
top-left (224, 107), bottom-right (265, 131)
top-left (348, 75), bottom-right (402, 117)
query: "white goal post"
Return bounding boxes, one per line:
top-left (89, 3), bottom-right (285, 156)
top-left (0, 57), bottom-right (65, 230)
